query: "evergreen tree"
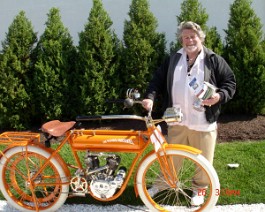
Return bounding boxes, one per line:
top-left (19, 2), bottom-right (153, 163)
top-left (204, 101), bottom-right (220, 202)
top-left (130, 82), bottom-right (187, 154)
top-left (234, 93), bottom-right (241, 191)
top-left (224, 0), bottom-right (265, 114)
top-left (0, 11), bottom-right (37, 129)
top-left (122, 0), bottom-right (166, 95)
top-left (77, 0), bottom-right (121, 115)
top-left (205, 26), bottom-right (224, 55)
top-left (32, 8), bottom-right (76, 122)
top-left (171, 0), bottom-right (223, 54)
top-left (177, 0), bottom-right (208, 29)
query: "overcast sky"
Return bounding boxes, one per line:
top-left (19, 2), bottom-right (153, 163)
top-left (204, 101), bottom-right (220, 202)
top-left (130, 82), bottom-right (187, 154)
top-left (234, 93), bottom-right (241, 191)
top-left (0, 0), bottom-right (264, 48)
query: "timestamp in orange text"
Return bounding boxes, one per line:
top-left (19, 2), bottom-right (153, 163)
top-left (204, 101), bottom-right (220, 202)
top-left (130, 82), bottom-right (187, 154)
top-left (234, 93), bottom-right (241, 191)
top-left (197, 188), bottom-right (240, 196)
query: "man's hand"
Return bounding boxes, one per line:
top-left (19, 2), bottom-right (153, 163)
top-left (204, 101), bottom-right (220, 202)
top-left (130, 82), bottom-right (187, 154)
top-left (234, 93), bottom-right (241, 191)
top-left (202, 93), bottom-right (220, 107)
top-left (142, 99), bottom-right (153, 111)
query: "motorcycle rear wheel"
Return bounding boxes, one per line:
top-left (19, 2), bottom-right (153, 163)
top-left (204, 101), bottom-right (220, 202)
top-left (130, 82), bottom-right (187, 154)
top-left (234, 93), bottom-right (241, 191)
top-left (0, 146), bottom-right (69, 212)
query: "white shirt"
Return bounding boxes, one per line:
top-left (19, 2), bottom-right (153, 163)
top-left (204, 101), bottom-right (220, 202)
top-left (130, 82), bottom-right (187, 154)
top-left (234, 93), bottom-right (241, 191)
top-left (171, 48), bottom-right (217, 132)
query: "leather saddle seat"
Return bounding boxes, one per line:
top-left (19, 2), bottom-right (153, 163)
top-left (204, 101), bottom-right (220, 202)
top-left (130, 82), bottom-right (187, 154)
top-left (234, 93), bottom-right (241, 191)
top-left (41, 120), bottom-right (76, 137)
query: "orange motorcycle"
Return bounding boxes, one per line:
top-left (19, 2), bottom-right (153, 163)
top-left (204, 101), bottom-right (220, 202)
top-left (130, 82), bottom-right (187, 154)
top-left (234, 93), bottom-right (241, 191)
top-left (0, 89), bottom-right (219, 212)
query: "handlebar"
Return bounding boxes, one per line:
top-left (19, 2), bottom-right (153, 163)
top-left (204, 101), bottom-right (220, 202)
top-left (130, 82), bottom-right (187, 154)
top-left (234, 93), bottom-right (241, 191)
top-left (123, 88), bottom-right (183, 125)
top-left (88, 88), bottom-right (183, 126)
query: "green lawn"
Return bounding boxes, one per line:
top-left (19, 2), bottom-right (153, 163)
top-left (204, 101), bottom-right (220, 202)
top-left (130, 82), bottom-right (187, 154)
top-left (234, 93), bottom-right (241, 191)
top-left (214, 140), bottom-right (265, 205)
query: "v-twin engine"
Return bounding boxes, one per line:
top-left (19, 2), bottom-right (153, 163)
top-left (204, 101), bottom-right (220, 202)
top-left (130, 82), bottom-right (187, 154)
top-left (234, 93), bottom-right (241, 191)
top-left (70, 152), bottom-right (127, 199)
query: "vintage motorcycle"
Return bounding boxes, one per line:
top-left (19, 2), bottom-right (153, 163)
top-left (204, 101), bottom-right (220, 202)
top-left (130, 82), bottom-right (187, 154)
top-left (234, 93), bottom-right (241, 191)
top-left (0, 89), bottom-right (219, 211)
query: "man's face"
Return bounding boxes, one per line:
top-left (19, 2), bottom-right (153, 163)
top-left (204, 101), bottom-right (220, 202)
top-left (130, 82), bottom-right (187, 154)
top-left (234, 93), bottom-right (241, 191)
top-left (181, 29), bottom-right (203, 54)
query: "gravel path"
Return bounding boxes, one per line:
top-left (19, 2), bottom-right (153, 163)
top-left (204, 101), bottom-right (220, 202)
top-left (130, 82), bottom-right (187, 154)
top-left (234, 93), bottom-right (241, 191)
top-left (0, 201), bottom-right (264, 212)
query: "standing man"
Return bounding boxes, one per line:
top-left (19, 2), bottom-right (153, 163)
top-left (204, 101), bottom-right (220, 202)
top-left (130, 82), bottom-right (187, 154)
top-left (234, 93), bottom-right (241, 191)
top-left (142, 21), bottom-right (236, 206)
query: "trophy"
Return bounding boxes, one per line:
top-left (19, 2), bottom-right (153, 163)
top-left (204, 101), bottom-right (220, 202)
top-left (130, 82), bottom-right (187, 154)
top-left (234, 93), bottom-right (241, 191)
top-left (162, 105), bottom-right (183, 123)
top-left (192, 81), bottom-right (217, 112)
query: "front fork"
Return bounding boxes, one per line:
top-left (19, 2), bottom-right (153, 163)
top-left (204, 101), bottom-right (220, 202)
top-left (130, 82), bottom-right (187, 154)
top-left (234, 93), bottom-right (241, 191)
top-left (134, 143), bottom-right (201, 196)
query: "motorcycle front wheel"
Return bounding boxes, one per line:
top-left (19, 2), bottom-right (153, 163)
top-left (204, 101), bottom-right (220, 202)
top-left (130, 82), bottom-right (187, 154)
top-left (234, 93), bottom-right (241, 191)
top-left (136, 149), bottom-right (220, 212)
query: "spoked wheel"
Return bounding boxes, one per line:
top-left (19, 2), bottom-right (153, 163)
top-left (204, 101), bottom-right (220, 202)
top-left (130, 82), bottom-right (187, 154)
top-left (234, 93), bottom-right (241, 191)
top-left (0, 146), bottom-right (69, 212)
top-left (136, 149), bottom-right (220, 212)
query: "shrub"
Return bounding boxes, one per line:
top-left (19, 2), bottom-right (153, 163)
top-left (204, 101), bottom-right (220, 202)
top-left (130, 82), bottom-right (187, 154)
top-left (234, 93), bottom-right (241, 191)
top-left (0, 11), bottom-right (37, 129)
top-left (224, 0), bottom-right (265, 114)
top-left (32, 8), bottom-right (77, 122)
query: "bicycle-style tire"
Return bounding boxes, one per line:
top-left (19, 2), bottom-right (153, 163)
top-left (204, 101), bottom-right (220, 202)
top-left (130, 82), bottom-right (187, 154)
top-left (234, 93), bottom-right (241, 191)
top-left (136, 149), bottom-right (220, 212)
top-left (0, 146), bottom-right (69, 212)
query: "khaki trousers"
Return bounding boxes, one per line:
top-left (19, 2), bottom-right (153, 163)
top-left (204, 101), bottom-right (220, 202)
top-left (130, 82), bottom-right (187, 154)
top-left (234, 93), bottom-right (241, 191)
top-left (153, 125), bottom-right (217, 190)
top-left (168, 125), bottom-right (217, 188)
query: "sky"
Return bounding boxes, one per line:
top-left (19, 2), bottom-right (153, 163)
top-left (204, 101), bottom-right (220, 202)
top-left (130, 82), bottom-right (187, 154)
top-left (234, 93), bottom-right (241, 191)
top-left (0, 0), bottom-right (264, 49)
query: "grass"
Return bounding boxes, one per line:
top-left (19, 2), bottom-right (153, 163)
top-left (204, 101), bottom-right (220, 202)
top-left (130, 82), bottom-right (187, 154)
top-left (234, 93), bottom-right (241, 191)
top-left (0, 140), bottom-right (264, 207)
top-left (213, 140), bottom-right (265, 205)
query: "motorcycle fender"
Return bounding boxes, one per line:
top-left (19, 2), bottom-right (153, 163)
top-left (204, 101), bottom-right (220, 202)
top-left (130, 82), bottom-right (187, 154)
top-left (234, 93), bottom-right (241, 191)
top-left (134, 144), bottom-right (201, 196)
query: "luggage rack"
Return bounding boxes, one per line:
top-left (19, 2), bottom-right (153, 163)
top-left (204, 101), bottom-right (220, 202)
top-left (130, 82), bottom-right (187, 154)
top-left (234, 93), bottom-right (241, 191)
top-left (0, 132), bottom-right (40, 146)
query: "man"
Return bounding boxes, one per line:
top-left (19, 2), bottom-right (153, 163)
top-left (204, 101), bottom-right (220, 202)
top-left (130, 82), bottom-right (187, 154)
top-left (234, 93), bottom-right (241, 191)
top-left (142, 21), bottom-right (236, 206)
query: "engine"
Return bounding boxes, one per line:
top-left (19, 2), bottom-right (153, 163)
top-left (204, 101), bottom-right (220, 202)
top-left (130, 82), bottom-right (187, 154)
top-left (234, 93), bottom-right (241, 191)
top-left (70, 152), bottom-right (126, 199)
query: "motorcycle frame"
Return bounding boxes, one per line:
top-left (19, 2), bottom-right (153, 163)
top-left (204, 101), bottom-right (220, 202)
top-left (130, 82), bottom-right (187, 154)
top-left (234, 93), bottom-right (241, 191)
top-left (0, 114), bottom-right (201, 202)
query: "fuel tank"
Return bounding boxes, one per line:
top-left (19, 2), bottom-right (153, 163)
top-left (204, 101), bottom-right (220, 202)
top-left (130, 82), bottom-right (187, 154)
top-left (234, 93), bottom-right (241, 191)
top-left (70, 129), bottom-right (147, 151)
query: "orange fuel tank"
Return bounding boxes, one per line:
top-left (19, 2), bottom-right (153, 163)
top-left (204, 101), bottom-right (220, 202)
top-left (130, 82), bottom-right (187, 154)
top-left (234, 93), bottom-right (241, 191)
top-left (70, 129), bottom-right (147, 152)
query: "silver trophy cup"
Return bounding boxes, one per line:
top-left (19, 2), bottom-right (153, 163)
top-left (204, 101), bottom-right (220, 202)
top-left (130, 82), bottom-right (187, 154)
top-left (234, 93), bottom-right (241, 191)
top-left (193, 82), bottom-right (217, 112)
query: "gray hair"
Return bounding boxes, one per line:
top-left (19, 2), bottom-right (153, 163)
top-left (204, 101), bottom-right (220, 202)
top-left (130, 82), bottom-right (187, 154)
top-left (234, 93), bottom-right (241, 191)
top-left (177, 21), bottom-right (206, 43)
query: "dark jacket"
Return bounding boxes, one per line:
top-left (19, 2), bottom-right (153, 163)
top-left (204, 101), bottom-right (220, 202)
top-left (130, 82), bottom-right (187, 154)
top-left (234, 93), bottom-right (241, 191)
top-left (145, 46), bottom-right (236, 123)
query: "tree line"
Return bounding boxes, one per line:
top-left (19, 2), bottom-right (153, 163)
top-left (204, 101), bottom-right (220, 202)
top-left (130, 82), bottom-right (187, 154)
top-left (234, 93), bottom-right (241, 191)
top-left (0, 0), bottom-right (264, 130)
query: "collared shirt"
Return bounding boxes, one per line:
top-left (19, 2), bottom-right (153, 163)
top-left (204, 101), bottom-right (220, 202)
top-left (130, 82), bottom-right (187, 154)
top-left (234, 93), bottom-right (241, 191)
top-left (171, 48), bottom-right (217, 132)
